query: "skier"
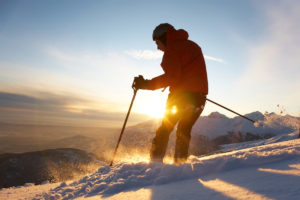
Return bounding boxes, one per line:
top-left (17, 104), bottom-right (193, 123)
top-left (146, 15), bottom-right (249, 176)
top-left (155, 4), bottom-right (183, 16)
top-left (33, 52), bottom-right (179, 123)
top-left (133, 23), bottom-right (208, 164)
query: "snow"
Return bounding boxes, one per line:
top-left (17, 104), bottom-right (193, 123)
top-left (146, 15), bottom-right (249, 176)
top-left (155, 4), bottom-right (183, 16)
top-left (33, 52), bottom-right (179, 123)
top-left (191, 111), bottom-right (299, 138)
top-left (11, 137), bottom-right (296, 199)
top-left (0, 113), bottom-right (299, 200)
top-left (221, 129), bottom-right (299, 152)
top-left (0, 182), bottom-right (61, 200)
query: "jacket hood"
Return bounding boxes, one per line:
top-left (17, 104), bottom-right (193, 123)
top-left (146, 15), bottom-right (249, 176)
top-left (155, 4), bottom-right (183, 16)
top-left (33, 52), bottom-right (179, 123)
top-left (167, 27), bottom-right (189, 45)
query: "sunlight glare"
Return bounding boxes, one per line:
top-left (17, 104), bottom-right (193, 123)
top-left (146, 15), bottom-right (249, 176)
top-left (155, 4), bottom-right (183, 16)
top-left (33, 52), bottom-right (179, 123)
top-left (117, 154), bottom-right (150, 164)
top-left (171, 105), bottom-right (177, 114)
top-left (258, 163), bottom-right (300, 176)
top-left (199, 178), bottom-right (272, 200)
top-left (135, 91), bottom-right (168, 119)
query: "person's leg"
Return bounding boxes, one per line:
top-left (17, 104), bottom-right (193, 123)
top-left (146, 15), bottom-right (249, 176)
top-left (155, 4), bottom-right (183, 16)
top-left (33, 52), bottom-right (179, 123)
top-left (174, 94), bottom-right (206, 164)
top-left (150, 119), bottom-right (177, 162)
top-left (174, 107), bottom-right (200, 164)
top-left (150, 95), bottom-right (179, 162)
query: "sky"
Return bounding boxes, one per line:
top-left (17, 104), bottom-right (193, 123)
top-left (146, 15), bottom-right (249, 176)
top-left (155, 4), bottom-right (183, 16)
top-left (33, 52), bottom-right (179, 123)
top-left (0, 0), bottom-right (299, 127)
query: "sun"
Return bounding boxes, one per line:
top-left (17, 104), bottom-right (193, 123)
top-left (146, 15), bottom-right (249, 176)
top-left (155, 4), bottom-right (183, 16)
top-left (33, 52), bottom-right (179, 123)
top-left (135, 92), bottom-right (168, 119)
top-left (142, 102), bottom-right (166, 118)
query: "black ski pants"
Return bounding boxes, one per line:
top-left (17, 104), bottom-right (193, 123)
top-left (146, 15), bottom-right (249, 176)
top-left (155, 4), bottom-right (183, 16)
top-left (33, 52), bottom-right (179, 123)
top-left (150, 91), bottom-right (206, 164)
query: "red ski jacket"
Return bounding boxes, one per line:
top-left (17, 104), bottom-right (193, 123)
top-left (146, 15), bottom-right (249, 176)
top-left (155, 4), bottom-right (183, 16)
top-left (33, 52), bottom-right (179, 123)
top-left (147, 27), bottom-right (208, 95)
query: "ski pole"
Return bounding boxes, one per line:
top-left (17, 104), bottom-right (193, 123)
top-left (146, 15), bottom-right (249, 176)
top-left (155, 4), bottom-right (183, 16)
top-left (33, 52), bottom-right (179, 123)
top-left (206, 98), bottom-right (255, 124)
top-left (110, 80), bottom-right (139, 166)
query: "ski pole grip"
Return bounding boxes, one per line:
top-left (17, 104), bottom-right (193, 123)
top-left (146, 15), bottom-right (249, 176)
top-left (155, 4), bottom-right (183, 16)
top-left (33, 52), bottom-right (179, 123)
top-left (132, 75), bottom-right (143, 91)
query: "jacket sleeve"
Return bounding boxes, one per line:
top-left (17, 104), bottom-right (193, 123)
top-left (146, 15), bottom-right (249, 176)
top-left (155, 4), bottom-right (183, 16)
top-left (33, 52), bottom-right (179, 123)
top-left (147, 50), bottom-right (181, 90)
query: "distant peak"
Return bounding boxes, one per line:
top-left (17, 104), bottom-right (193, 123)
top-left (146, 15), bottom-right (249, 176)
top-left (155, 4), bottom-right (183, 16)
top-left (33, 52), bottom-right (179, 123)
top-left (244, 111), bottom-right (264, 121)
top-left (208, 112), bottom-right (227, 119)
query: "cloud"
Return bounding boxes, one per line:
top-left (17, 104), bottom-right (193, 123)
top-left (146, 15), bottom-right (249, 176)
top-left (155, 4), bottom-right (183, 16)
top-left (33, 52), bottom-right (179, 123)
top-left (43, 47), bottom-right (147, 103)
top-left (0, 91), bottom-right (150, 127)
top-left (46, 46), bottom-right (116, 69)
top-left (45, 46), bottom-right (141, 78)
top-left (241, 2), bottom-right (300, 84)
top-left (125, 49), bottom-right (225, 64)
top-left (235, 1), bottom-right (300, 115)
top-left (204, 55), bottom-right (225, 64)
top-left (0, 91), bottom-right (91, 114)
top-left (45, 46), bottom-right (138, 74)
top-left (47, 47), bottom-right (76, 62)
top-left (124, 50), bottom-right (163, 60)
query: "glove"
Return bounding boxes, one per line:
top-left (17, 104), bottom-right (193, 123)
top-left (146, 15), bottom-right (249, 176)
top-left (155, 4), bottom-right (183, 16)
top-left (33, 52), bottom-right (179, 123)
top-left (132, 75), bottom-right (149, 90)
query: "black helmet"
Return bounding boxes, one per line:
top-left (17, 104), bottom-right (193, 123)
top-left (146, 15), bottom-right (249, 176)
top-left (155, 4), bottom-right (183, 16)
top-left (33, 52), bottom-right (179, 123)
top-left (152, 23), bottom-right (174, 41)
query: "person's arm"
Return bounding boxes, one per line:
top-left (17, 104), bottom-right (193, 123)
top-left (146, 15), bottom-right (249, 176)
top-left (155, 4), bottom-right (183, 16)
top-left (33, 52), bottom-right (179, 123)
top-left (147, 50), bottom-right (181, 90)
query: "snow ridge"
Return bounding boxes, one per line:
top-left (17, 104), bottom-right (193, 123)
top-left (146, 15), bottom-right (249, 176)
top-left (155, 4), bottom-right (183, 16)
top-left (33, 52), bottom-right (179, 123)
top-left (192, 111), bottom-right (299, 138)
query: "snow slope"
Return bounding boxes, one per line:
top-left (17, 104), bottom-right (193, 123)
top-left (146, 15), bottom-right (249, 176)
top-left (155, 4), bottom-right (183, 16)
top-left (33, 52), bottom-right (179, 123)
top-left (19, 136), bottom-right (298, 200)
